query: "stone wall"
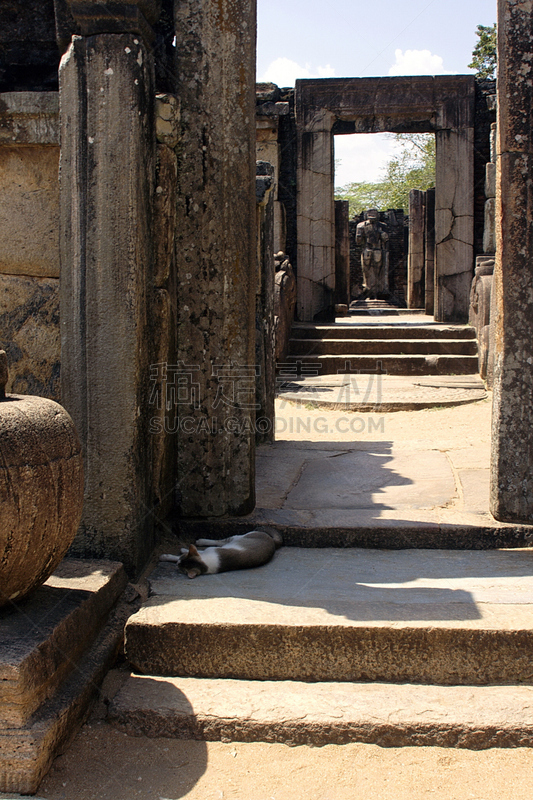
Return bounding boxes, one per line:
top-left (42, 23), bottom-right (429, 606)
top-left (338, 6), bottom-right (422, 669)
top-left (0, 92), bottom-right (60, 399)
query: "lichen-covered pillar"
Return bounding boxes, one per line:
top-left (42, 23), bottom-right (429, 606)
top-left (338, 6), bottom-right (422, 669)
top-left (407, 189), bottom-right (426, 309)
top-left (174, 0), bottom-right (257, 517)
top-left (335, 199), bottom-right (350, 306)
top-left (295, 104), bottom-right (335, 321)
top-left (435, 127), bottom-right (475, 322)
top-left (424, 187), bottom-right (436, 316)
top-left (58, 2), bottom-right (159, 574)
top-left (491, 0), bottom-right (533, 522)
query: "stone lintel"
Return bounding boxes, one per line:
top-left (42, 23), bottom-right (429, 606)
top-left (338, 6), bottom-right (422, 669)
top-left (0, 92), bottom-right (59, 145)
top-left (55, 0), bottom-right (161, 50)
top-left (295, 75), bottom-right (475, 131)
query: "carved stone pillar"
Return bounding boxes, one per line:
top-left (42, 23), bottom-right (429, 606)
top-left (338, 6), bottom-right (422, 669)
top-left (491, 0), bottom-right (533, 522)
top-left (434, 127), bottom-right (475, 322)
top-left (408, 189), bottom-right (426, 309)
top-left (296, 111), bottom-right (335, 321)
top-left (424, 187), bottom-right (436, 316)
top-left (174, 0), bottom-right (257, 517)
top-left (335, 200), bottom-right (350, 306)
top-left (58, 2), bottom-right (159, 574)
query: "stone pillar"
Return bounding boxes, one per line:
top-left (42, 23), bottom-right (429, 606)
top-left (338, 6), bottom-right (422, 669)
top-left (58, 2), bottom-right (159, 575)
top-left (491, 0), bottom-right (533, 522)
top-left (174, 0), bottom-right (257, 517)
top-left (296, 109), bottom-right (335, 321)
top-left (434, 127), bottom-right (475, 322)
top-left (407, 189), bottom-right (425, 309)
top-left (335, 199), bottom-right (350, 306)
top-left (424, 187), bottom-right (436, 316)
top-left (484, 123), bottom-right (497, 255)
top-left (255, 161), bottom-right (275, 445)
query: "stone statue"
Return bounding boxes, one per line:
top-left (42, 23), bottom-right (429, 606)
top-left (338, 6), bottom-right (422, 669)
top-left (355, 209), bottom-right (390, 299)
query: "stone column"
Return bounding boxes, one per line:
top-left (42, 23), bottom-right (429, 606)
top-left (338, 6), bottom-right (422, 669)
top-left (58, 2), bottom-right (159, 575)
top-left (407, 189), bottom-right (426, 309)
top-left (174, 0), bottom-right (257, 517)
top-left (255, 161), bottom-right (275, 445)
top-left (434, 127), bottom-right (475, 322)
top-left (335, 199), bottom-right (350, 306)
top-left (296, 107), bottom-right (335, 321)
top-left (491, 0), bottom-right (533, 522)
top-left (424, 187), bottom-right (436, 316)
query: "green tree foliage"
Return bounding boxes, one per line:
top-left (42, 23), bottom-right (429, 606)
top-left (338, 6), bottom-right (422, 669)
top-left (335, 133), bottom-right (436, 216)
top-left (468, 23), bottom-right (497, 80)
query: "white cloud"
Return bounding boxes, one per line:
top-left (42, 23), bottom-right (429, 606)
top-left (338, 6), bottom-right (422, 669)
top-left (260, 57), bottom-right (336, 87)
top-left (388, 49), bottom-right (451, 76)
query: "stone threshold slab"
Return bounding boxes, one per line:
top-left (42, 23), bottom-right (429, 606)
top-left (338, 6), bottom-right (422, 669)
top-left (109, 673), bottom-right (533, 749)
top-left (0, 559), bottom-right (127, 727)
top-left (178, 516), bottom-right (533, 549)
top-left (125, 595), bottom-right (533, 684)
top-left (127, 548), bottom-right (533, 685)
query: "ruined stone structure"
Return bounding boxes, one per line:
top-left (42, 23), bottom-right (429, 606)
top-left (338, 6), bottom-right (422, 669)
top-left (3, 0), bottom-right (533, 793)
top-left (295, 76), bottom-right (476, 323)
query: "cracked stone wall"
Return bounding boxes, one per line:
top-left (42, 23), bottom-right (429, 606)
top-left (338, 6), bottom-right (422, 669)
top-left (0, 92), bottom-right (60, 399)
top-left (490, 0), bottom-right (533, 523)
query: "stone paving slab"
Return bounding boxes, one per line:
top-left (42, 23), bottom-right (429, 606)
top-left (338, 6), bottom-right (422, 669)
top-left (277, 373), bottom-right (487, 411)
top-left (109, 673), bottom-right (533, 748)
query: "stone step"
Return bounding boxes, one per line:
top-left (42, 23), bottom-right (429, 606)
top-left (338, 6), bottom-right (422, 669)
top-left (284, 354), bottom-right (479, 375)
top-left (288, 338), bottom-right (478, 356)
top-left (109, 673), bottom-right (533, 749)
top-left (291, 324), bottom-right (476, 340)
top-left (124, 548), bottom-right (533, 687)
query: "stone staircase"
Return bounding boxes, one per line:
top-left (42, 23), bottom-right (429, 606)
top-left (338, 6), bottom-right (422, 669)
top-left (284, 322), bottom-right (479, 376)
top-left (110, 547), bottom-right (533, 749)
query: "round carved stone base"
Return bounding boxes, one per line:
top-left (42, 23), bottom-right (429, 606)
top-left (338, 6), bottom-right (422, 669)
top-left (0, 352), bottom-right (84, 607)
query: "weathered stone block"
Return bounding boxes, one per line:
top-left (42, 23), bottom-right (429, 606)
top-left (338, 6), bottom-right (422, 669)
top-left (155, 93), bottom-right (180, 148)
top-left (0, 92), bottom-right (59, 145)
top-left (0, 273), bottom-right (60, 400)
top-left (483, 197), bottom-right (496, 254)
top-left (485, 161), bottom-right (496, 198)
top-left (0, 145), bottom-right (59, 278)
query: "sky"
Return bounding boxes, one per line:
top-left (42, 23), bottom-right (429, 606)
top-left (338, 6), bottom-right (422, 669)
top-left (256, 0), bottom-right (497, 187)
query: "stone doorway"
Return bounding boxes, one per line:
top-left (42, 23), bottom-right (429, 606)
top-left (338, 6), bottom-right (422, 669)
top-left (295, 76), bottom-right (475, 325)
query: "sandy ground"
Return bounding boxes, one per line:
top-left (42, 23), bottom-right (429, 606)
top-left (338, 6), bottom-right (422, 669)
top-left (39, 720), bottom-right (533, 800)
top-left (35, 396), bottom-right (527, 800)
